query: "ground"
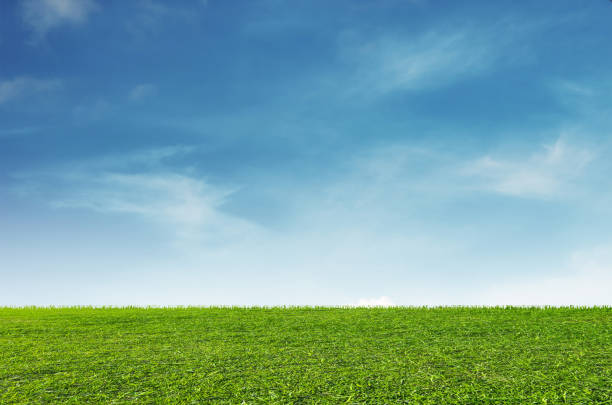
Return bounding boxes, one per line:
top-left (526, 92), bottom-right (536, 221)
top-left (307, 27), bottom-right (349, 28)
top-left (0, 307), bottom-right (610, 403)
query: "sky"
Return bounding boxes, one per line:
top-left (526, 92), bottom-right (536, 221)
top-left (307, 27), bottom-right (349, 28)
top-left (1, 0), bottom-right (611, 306)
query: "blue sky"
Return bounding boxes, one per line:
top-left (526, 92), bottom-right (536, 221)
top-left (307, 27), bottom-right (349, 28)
top-left (1, 0), bottom-right (611, 306)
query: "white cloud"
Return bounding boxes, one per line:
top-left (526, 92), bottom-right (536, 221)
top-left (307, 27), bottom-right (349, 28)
top-left (72, 99), bottom-right (111, 122)
top-left (355, 296), bottom-right (395, 307)
top-left (21, 146), bottom-right (259, 244)
top-left (125, 0), bottom-right (200, 38)
top-left (56, 174), bottom-right (228, 224)
top-left (20, 0), bottom-right (98, 38)
top-left (552, 79), bottom-right (596, 98)
top-left (378, 34), bottom-right (486, 91)
top-left (0, 126), bottom-right (42, 137)
top-left (549, 77), bottom-right (612, 126)
top-left (84, 145), bottom-right (195, 169)
top-left (341, 29), bottom-right (497, 96)
top-left (463, 137), bottom-right (593, 198)
top-left (128, 83), bottom-right (157, 101)
top-left (51, 171), bottom-right (258, 243)
top-left (333, 16), bottom-right (541, 99)
top-left (0, 76), bottom-right (61, 104)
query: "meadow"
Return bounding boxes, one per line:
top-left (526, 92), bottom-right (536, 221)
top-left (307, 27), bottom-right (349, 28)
top-left (0, 306), bottom-right (610, 404)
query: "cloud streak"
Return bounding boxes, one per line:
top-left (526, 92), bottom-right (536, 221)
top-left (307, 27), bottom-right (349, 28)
top-left (52, 173), bottom-right (247, 241)
top-left (124, 0), bottom-right (202, 39)
top-left (17, 146), bottom-right (259, 245)
top-left (128, 83), bottom-right (157, 101)
top-left (0, 77), bottom-right (61, 104)
top-left (355, 32), bottom-right (491, 94)
top-left (336, 22), bottom-right (523, 99)
top-left (463, 137), bottom-right (593, 198)
top-left (20, 0), bottom-right (98, 39)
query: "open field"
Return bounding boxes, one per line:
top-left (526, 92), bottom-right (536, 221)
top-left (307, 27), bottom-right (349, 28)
top-left (0, 307), bottom-right (610, 404)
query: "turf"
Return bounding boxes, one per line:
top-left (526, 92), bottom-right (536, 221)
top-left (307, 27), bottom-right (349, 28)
top-left (0, 307), bottom-right (610, 404)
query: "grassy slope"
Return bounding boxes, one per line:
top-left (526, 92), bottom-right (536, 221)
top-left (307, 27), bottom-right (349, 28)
top-left (0, 307), bottom-right (610, 404)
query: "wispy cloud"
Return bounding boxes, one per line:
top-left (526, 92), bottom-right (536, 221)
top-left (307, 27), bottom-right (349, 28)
top-left (20, 0), bottom-right (98, 39)
top-left (52, 173), bottom-right (241, 238)
top-left (19, 146), bottom-right (258, 244)
top-left (332, 15), bottom-right (544, 101)
top-left (72, 99), bottom-right (111, 122)
top-left (552, 79), bottom-right (596, 98)
top-left (82, 145), bottom-right (195, 170)
top-left (463, 137), bottom-right (594, 198)
top-left (549, 76), bottom-right (612, 126)
top-left (336, 20), bottom-right (528, 99)
top-left (349, 31), bottom-right (491, 94)
top-left (0, 126), bottom-right (42, 138)
top-left (128, 83), bottom-right (157, 102)
top-left (0, 76), bottom-right (61, 104)
top-left (125, 0), bottom-right (201, 38)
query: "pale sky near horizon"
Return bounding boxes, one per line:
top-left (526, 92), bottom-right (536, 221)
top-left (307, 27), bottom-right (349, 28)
top-left (1, 0), bottom-right (611, 306)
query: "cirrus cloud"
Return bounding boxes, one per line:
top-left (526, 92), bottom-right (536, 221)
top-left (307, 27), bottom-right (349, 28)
top-left (20, 0), bottom-right (98, 39)
top-left (0, 76), bottom-right (62, 104)
top-left (462, 137), bottom-right (594, 198)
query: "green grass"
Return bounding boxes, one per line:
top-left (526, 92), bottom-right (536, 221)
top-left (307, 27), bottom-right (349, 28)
top-left (0, 307), bottom-right (610, 404)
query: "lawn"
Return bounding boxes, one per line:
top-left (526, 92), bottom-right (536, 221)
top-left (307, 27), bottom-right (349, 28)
top-left (0, 307), bottom-right (610, 403)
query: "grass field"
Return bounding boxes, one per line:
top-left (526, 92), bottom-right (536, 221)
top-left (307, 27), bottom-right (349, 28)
top-left (0, 307), bottom-right (610, 404)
